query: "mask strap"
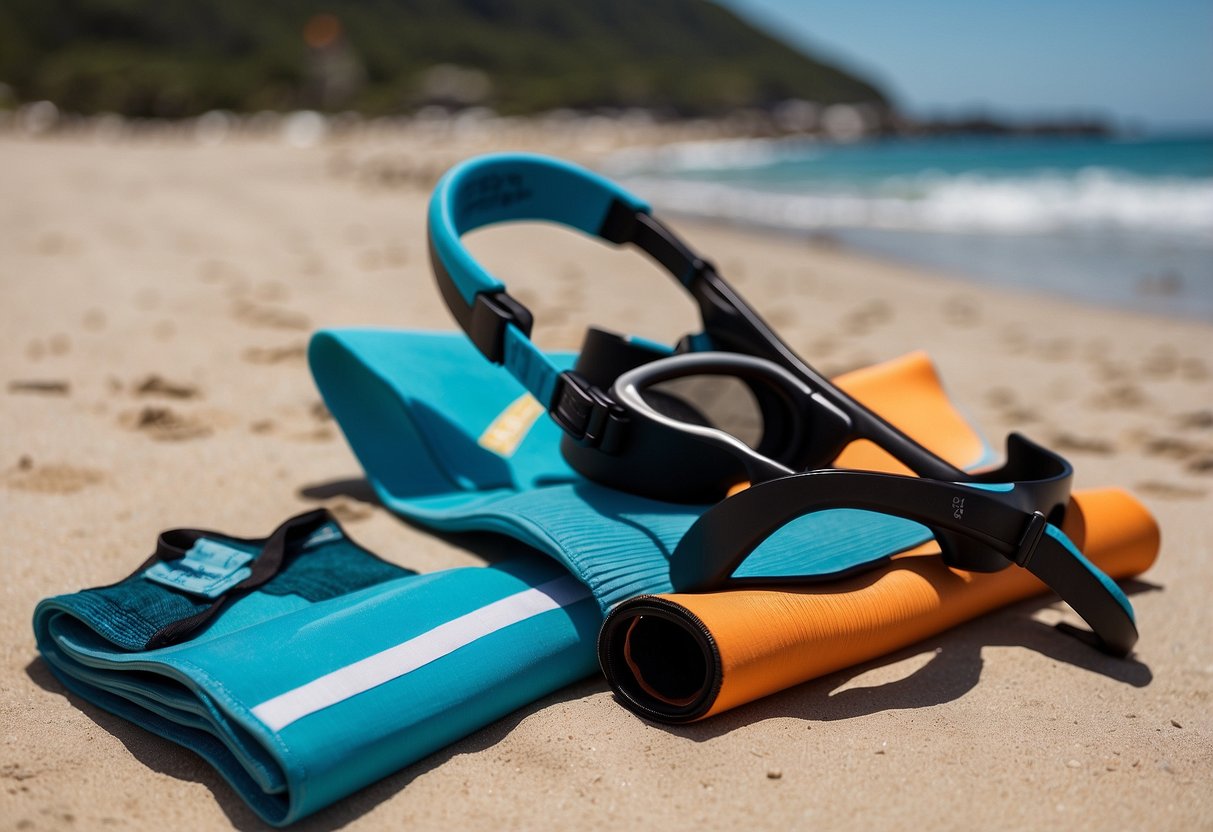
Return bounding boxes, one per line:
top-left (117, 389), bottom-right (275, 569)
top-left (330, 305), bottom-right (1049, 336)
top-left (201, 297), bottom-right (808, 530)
top-left (671, 470), bottom-right (1137, 656)
top-left (428, 152), bottom-right (717, 449)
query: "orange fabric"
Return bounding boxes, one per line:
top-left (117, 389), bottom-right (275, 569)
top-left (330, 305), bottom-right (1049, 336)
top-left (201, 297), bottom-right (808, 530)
top-left (832, 351), bottom-right (990, 473)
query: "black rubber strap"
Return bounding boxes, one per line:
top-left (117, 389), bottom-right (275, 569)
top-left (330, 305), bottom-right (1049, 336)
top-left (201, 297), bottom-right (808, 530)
top-left (1020, 533), bottom-right (1138, 656)
top-left (669, 470), bottom-right (1136, 656)
top-left (139, 509), bottom-right (334, 649)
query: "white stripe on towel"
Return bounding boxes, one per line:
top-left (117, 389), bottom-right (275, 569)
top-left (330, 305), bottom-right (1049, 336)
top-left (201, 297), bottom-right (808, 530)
top-left (251, 575), bottom-right (591, 732)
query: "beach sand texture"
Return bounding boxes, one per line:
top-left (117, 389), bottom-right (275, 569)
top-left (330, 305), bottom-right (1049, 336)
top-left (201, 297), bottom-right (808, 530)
top-left (2, 130), bottom-right (1211, 830)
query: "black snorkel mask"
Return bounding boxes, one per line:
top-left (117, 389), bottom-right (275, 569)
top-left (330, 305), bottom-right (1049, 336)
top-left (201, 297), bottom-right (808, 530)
top-left (428, 152), bottom-right (1137, 656)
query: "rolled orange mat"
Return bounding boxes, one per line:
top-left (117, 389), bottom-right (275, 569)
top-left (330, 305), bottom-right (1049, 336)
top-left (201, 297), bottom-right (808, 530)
top-left (598, 487), bottom-right (1159, 722)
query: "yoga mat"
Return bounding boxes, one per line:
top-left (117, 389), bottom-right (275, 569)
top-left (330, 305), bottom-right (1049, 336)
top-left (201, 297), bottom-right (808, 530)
top-left (598, 487), bottom-right (1159, 722)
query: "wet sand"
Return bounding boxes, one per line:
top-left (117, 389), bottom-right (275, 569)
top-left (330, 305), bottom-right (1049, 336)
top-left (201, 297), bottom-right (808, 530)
top-left (1, 130), bottom-right (1211, 830)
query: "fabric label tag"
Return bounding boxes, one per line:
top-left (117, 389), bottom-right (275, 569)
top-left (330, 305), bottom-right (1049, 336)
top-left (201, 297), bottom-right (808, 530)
top-left (144, 538), bottom-right (254, 599)
top-left (478, 393), bottom-right (545, 457)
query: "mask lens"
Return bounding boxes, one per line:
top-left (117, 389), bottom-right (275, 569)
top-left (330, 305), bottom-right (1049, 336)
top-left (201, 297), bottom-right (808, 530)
top-left (644, 374), bottom-right (765, 450)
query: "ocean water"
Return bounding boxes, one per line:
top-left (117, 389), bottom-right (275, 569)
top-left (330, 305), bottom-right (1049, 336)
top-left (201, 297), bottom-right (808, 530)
top-left (605, 135), bottom-right (1213, 321)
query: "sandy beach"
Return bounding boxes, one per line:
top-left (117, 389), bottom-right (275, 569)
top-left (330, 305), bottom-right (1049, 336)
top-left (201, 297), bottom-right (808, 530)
top-left (2, 127), bottom-right (1211, 830)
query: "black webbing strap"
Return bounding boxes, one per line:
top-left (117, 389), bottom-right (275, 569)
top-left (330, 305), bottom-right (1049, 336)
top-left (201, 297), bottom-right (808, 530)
top-left (136, 509), bottom-right (334, 649)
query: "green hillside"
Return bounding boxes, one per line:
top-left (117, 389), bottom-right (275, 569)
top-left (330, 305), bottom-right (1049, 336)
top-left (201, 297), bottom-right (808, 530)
top-left (0, 0), bottom-right (891, 117)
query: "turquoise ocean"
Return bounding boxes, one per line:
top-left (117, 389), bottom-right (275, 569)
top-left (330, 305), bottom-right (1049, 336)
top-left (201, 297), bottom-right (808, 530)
top-left (606, 135), bottom-right (1213, 321)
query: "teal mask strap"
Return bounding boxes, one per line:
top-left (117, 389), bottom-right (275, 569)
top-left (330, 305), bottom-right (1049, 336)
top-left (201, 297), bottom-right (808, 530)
top-left (428, 152), bottom-right (650, 404)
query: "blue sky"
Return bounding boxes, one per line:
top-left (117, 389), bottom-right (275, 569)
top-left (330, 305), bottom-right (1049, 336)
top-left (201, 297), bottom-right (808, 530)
top-left (722, 0), bottom-right (1213, 132)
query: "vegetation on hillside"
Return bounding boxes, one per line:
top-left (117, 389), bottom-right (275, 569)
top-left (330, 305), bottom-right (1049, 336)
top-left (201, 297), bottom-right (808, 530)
top-left (0, 0), bottom-right (890, 117)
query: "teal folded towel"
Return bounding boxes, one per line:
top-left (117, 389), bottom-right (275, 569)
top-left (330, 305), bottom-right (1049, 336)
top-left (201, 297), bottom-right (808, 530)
top-left (34, 511), bottom-right (598, 825)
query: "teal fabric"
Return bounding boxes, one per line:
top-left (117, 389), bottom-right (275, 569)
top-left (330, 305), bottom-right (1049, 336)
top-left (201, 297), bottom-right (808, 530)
top-left (1044, 524), bottom-right (1135, 621)
top-left (503, 323), bottom-right (560, 407)
top-left (144, 538), bottom-right (254, 598)
top-left (34, 523), bottom-right (599, 826)
top-left (308, 329), bottom-right (988, 608)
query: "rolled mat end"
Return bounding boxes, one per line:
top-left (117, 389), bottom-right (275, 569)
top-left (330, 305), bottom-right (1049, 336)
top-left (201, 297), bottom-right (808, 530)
top-left (599, 597), bottom-right (722, 723)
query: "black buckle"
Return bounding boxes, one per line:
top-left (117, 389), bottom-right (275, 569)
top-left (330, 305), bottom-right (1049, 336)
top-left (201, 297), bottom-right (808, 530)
top-left (551, 371), bottom-right (627, 451)
top-left (468, 291), bottom-right (533, 364)
top-left (1012, 511), bottom-right (1048, 568)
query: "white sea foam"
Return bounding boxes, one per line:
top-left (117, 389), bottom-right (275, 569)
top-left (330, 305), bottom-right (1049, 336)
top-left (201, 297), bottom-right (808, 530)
top-left (619, 168), bottom-right (1213, 239)
top-left (606, 136), bottom-right (806, 174)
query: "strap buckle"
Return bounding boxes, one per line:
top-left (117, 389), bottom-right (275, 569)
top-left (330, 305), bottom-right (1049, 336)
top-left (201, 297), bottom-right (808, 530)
top-left (1012, 511), bottom-right (1049, 568)
top-left (468, 291), bottom-right (533, 364)
top-left (550, 371), bottom-right (627, 452)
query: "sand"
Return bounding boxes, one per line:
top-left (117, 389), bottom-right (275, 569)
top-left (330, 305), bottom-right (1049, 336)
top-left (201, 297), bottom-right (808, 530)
top-left (1, 128), bottom-right (1211, 831)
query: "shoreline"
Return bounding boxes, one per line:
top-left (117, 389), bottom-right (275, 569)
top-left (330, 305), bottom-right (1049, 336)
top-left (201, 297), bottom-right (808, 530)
top-left (2, 133), bottom-right (1211, 830)
top-left (655, 211), bottom-right (1213, 324)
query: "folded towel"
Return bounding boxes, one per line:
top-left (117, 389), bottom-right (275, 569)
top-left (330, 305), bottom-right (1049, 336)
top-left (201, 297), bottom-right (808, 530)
top-left (34, 511), bottom-right (599, 826)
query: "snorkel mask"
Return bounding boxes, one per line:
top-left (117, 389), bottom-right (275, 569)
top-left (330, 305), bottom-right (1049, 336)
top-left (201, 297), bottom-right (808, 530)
top-left (428, 152), bottom-right (1137, 656)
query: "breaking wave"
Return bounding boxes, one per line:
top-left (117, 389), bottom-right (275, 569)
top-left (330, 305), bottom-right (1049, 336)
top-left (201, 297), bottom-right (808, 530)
top-left (617, 168), bottom-right (1213, 239)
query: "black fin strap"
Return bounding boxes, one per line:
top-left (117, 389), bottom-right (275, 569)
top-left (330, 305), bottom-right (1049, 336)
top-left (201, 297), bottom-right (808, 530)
top-left (671, 471), bottom-right (1137, 656)
top-left (143, 509), bottom-right (334, 650)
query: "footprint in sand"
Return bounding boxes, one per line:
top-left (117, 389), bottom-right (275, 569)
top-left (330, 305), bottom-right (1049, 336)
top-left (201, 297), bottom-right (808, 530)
top-left (1089, 383), bottom-right (1149, 410)
top-left (1047, 432), bottom-right (1116, 456)
top-left (1187, 457), bottom-right (1213, 475)
top-left (243, 344), bottom-right (308, 365)
top-left (1141, 436), bottom-right (1203, 460)
top-left (984, 389), bottom-right (1040, 424)
top-left (283, 426), bottom-right (336, 442)
top-left (1092, 360), bottom-right (1134, 384)
top-left (122, 406), bottom-right (213, 441)
top-left (1176, 410), bottom-right (1213, 430)
top-left (247, 404), bottom-right (334, 442)
top-left (132, 374), bottom-right (200, 400)
top-left (286, 402), bottom-right (335, 441)
top-left (1142, 347), bottom-right (1179, 378)
top-left (8, 379), bottom-right (70, 395)
top-left (1135, 481), bottom-right (1208, 500)
top-left (5, 457), bottom-right (104, 494)
top-left (1002, 407), bottom-right (1041, 425)
top-left (231, 301), bottom-right (311, 331)
top-left (984, 387), bottom-right (1017, 409)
